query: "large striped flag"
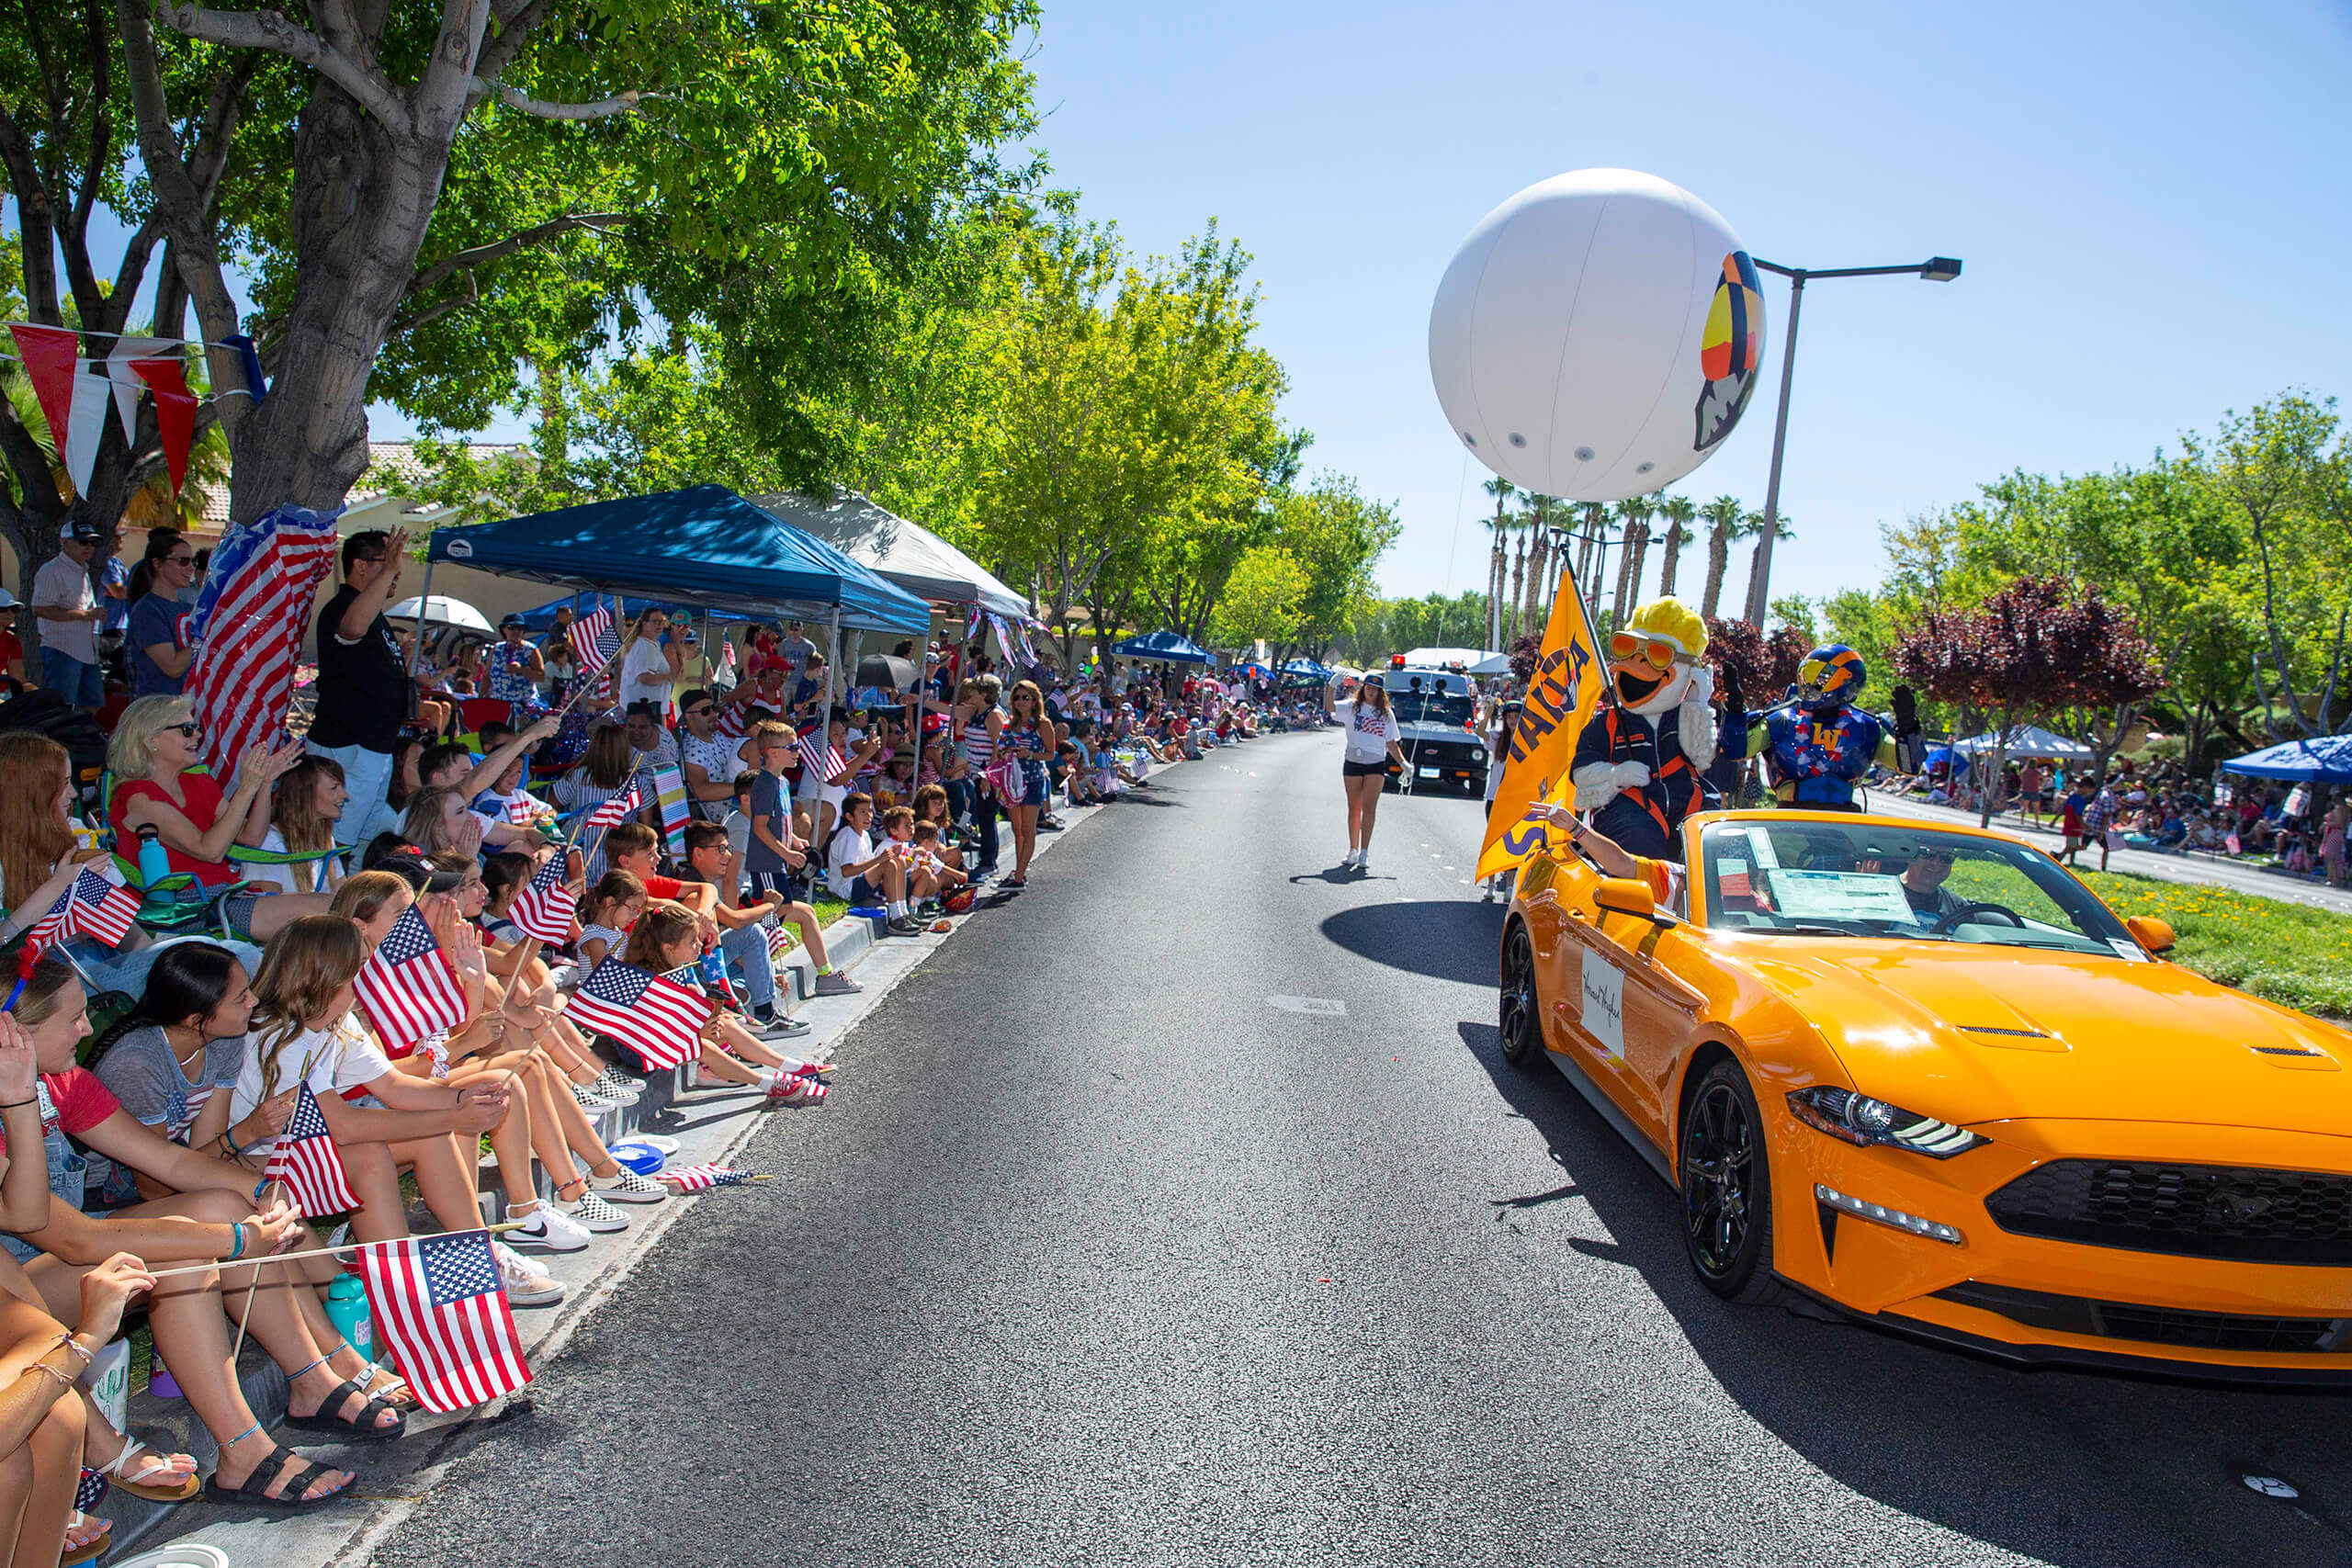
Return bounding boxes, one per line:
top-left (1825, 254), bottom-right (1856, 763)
top-left (182, 503), bottom-right (342, 776)
top-left (507, 852), bottom-right (578, 945)
top-left (26, 863), bottom-right (140, 951)
top-left (353, 904), bottom-right (469, 1052)
top-left (261, 1084), bottom-right (361, 1218)
top-left (564, 957), bottom-right (709, 1071)
top-left (353, 1229), bottom-right (531, 1412)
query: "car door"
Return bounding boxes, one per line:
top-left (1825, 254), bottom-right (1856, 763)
top-left (1548, 842), bottom-right (1708, 1151)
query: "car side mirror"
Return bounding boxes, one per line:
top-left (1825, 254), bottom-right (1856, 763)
top-left (2125, 916), bottom-right (2175, 955)
top-left (1595, 877), bottom-right (1662, 919)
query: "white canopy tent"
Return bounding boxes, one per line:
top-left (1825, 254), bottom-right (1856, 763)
top-left (1950, 725), bottom-right (2095, 761)
top-left (752, 491), bottom-right (1029, 620)
top-left (1466, 651), bottom-right (1515, 675)
top-left (1400, 645), bottom-right (1506, 668)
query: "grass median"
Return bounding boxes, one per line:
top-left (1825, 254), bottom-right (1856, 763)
top-left (2071, 868), bottom-right (2352, 1021)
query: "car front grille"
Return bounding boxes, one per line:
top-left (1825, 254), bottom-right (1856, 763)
top-left (1985, 1159), bottom-right (2352, 1266)
top-left (1933, 1280), bottom-right (2349, 1354)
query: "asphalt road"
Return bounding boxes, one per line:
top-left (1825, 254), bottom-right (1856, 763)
top-left (375, 732), bottom-right (2352, 1568)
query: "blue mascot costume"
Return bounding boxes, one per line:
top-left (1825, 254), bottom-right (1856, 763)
top-left (1716, 644), bottom-right (1924, 811)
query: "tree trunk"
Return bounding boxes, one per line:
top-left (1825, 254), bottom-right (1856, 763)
top-left (1625, 522), bottom-right (1652, 609)
top-left (1611, 525), bottom-right (1638, 629)
top-left (1506, 535), bottom-right (1527, 646)
top-left (1702, 525), bottom-right (1730, 618)
top-left (1659, 522), bottom-right (1685, 597)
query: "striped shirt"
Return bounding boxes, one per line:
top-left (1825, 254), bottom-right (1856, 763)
top-left (960, 715), bottom-right (999, 765)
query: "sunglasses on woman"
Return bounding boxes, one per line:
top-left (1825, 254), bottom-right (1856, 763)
top-left (164, 721), bottom-right (204, 738)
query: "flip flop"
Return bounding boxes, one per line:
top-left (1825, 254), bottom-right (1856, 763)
top-left (59, 1510), bottom-right (110, 1566)
top-left (281, 1376), bottom-right (406, 1441)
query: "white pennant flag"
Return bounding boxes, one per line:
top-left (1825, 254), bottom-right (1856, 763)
top-left (103, 336), bottom-right (173, 439)
top-left (62, 361), bottom-right (112, 497)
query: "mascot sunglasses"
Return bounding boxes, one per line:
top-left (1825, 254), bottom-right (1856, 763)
top-left (1607, 631), bottom-right (1695, 672)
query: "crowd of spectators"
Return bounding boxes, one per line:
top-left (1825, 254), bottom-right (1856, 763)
top-left (0, 521), bottom-right (1332, 1561)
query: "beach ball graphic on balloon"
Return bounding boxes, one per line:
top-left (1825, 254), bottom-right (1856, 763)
top-left (1428, 168), bottom-right (1765, 501)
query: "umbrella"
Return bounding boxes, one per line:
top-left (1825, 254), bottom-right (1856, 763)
top-left (388, 595), bottom-right (494, 634)
top-left (854, 653), bottom-right (919, 692)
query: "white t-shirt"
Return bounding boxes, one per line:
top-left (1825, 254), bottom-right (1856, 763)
top-left (1336, 698), bottom-right (1400, 764)
top-left (620, 638), bottom-right (676, 714)
top-left (243, 827), bottom-right (345, 893)
top-left (31, 555), bottom-right (97, 663)
top-left (827, 824), bottom-right (876, 898)
top-left (231, 1016), bottom-right (393, 1122)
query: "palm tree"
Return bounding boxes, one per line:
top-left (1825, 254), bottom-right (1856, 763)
top-left (1735, 509), bottom-right (1796, 624)
top-left (1655, 494), bottom-right (1696, 598)
top-left (1480, 476), bottom-right (1517, 649)
top-left (1522, 494), bottom-right (1557, 631)
top-left (1582, 502), bottom-right (1611, 616)
top-left (1698, 495), bottom-right (1745, 618)
top-left (1504, 509), bottom-right (1531, 644)
top-left (1611, 496), bottom-right (1655, 628)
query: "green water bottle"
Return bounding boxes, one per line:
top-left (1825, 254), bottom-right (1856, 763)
top-left (323, 1273), bottom-right (377, 1365)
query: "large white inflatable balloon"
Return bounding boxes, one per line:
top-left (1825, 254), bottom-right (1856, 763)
top-left (1428, 168), bottom-right (1765, 502)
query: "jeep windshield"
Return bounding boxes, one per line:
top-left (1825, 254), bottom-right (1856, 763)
top-left (1389, 691), bottom-right (1473, 726)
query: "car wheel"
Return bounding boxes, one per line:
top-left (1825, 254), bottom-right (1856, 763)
top-left (1679, 1059), bottom-right (1782, 1303)
top-left (1498, 924), bottom-right (1544, 1067)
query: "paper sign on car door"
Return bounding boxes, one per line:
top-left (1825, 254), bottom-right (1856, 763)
top-left (1578, 950), bottom-right (1625, 1060)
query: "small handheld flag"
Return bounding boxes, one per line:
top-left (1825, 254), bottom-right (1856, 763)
top-left (659, 1164), bottom-right (757, 1192)
top-left (564, 958), bottom-right (709, 1071)
top-left (353, 905), bottom-right (469, 1052)
top-left (261, 1084), bottom-right (362, 1218)
top-left (507, 853), bottom-right (578, 945)
top-left (353, 1229), bottom-right (531, 1412)
top-left (27, 863), bottom-right (141, 951)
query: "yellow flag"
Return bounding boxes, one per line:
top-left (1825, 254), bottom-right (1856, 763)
top-left (1476, 563), bottom-right (1608, 879)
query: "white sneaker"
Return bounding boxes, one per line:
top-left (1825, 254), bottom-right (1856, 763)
top-left (554, 1189), bottom-right (630, 1234)
top-left (1355, 855), bottom-right (1371, 875)
top-left (504, 1202), bottom-right (591, 1253)
top-left (493, 1242), bottom-right (565, 1306)
top-left (1340, 848), bottom-right (1359, 868)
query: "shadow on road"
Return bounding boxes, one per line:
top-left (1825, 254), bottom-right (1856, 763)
top-left (1450, 1018), bottom-right (2352, 1568)
top-left (1318, 899), bottom-right (1503, 986)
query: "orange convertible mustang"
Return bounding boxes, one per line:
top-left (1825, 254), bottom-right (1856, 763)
top-left (1501, 808), bottom-right (2352, 1383)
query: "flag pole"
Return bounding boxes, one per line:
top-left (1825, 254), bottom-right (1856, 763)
top-left (144, 1221), bottom-right (531, 1280)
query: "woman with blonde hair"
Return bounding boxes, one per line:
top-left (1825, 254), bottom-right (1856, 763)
top-left (615, 605), bottom-right (682, 717)
top-left (105, 695), bottom-right (330, 941)
top-left (250, 755), bottom-right (350, 894)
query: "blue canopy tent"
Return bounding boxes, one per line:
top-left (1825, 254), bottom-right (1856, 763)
top-left (1282, 658), bottom-right (1332, 680)
top-left (426, 485), bottom-right (930, 634)
top-left (2220, 735), bottom-right (2352, 785)
top-left (509, 595), bottom-right (758, 631)
top-left (1112, 630), bottom-right (1210, 664)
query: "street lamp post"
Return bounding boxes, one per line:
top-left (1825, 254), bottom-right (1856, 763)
top-left (1740, 255), bottom-right (1962, 628)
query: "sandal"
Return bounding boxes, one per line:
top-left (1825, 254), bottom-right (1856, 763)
top-left (95, 1428), bottom-right (201, 1502)
top-left (284, 1375), bottom-right (407, 1441)
top-left (201, 1441), bottom-right (356, 1510)
top-left (356, 1362), bottom-right (419, 1410)
top-left (59, 1508), bottom-right (109, 1567)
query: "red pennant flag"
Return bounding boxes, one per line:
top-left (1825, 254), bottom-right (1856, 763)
top-left (131, 357), bottom-right (198, 496)
top-left (8, 325), bottom-right (78, 448)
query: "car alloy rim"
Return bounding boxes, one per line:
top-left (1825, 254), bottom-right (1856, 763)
top-left (1501, 931), bottom-right (1537, 1054)
top-left (1682, 1081), bottom-right (1754, 1276)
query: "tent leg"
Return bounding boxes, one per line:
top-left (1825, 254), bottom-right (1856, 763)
top-left (408, 557), bottom-right (435, 677)
top-left (827, 604), bottom-right (841, 707)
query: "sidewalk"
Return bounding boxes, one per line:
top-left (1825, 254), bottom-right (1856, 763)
top-left (96, 752), bottom-right (1202, 1568)
top-left (1866, 790), bottom-right (2352, 917)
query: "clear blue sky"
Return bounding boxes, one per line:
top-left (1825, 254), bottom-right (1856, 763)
top-left (1003, 0), bottom-right (2352, 609)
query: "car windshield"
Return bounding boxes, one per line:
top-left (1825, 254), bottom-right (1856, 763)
top-left (1698, 819), bottom-right (2139, 955)
top-left (1389, 690), bottom-right (1473, 725)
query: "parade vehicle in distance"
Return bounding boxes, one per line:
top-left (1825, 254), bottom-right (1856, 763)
top-left (1499, 807), bottom-right (2352, 1383)
top-left (1374, 661), bottom-right (1488, 796)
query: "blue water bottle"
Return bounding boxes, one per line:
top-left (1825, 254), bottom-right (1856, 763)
top-left (134, 825), bottom-right (173, 905)
top-left (323, 1273), bottom-right (377, 1365)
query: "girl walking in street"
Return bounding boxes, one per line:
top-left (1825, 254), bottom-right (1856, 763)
top-left (1324, 674), bottom-right (1407, 874)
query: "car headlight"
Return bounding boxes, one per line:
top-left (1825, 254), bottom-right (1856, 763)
top-left (1786, 1087), bottom-right (1985, 1158)
top-left (1471, 747), bottom-right (1487, 762)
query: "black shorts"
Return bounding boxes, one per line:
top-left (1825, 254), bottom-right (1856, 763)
top-left (1342, 759), bottom-right (1388, 778)
top-left (748, 869), bottom-right (807, 904)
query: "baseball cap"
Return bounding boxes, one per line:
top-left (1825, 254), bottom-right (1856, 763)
top-left (0, 589), bottom-right (17, 609)
top-left (59, 519), bottom-right (100, 544)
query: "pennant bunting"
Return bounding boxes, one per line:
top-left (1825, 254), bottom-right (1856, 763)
top-left (62, 361), bottom-right (113, 497)
top-left (7, 325), bottom-right (76, 446)
top-left (130, 357), bottom-right (199, 496)
top-left (102, 335), bottom-right (172, 435)
top-left (221, 333), bottom-right (268, 404)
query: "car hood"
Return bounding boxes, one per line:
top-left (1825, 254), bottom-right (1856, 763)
top-left (1719, 940), bottom-right (2352, 1137)
top-left (1396, 723), bottom-right (1479, 744)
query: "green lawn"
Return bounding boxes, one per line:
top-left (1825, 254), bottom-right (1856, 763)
top-left (2069, 868), bottom-right (2352, 1021)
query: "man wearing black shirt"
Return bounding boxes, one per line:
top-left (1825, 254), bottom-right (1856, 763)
top-left (310, 527), bottom-right (413, 847)
top-left (1898, 845), bottom-right (1972, 928)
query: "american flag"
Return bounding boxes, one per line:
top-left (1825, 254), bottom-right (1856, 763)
top-left (797, 728), bottom-right (843, 784)
top-left (718, 640), bottom-right (737, 682)
top-left (507, 853), bottom-right (577, 945)
top-left (261, 1084), bottom-right (361, 1218)
top-left (564, 958), bottom-right (709, 1071)
top-left (566, 598), bottom-right (616, 670)
top-left (353, 905), bottom-right (469, 1052)
top-left (353, 1229), bottom-right (531, 1413)
top-left (658, 1163), bottom-right (755, 1192)
top-left (26, 863), bottom-right (140, 950)
top-left (182, 503), bottom-right (341, 776)
top-left (580, 784), bottom-right (642, 834)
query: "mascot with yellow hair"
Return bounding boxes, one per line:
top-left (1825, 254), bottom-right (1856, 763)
top-left (1570, 597), bottom-right (1717, 861)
